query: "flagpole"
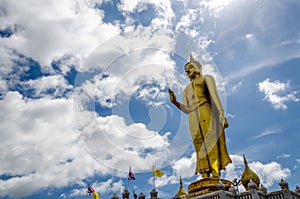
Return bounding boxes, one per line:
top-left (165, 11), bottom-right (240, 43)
top-left (127, 166), bottom-right (130, 190)
top-left (127, 178), bottom-right (129, 190)
top-left (153, 165), bottom-right (156, 190)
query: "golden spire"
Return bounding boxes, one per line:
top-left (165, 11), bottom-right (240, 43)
top-left (176, 176), bottom-right (188, 197)
top-left (189, 54), bottom-right (194, 61)
top-left (241, 154), bottom-right (261, 190)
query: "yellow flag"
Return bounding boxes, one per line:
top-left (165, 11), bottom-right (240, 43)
top-left (92, 192), bottom-right (99, 199)
top-left (153, 167), bottom-right (164, 177)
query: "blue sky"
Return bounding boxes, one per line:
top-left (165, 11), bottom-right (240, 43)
top-left (1, 0), bottom-right (300, 198)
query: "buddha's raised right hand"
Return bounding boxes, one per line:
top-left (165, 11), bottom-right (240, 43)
top-left (168, 89), bottom-right (177, 104)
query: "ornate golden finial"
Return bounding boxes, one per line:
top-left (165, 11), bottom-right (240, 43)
top-left (180, 176), bottom-right (183, 187)
top-left (189, 54), bottom-right (194, 61)
top-left (241, 154), bottom-right (261, 190)
top-left (176, 176), bottom-right (188, 197)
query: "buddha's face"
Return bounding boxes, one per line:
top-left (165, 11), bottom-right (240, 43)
top-left (184, 63), bottom-right (199, 79)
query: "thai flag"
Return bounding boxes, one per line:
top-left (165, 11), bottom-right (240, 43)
top-left (128, 166), bottom-right (135, 180)
top-left (87, 185), bottom-right (95, 195)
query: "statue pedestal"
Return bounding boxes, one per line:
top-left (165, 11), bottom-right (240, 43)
top-left (188, 178), bottom-right (232, 198)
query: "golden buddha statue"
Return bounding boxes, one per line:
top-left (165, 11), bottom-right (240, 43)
top-left (169, 54), bottom-right (232, 179)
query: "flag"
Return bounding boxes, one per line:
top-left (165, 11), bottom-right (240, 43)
top-left (128, 166), bottom-right (135, 180)
top-left (87, 185), bottom-right (95, 195)
top-left (92, 192), bottom-right (100, 199)
top-left (153, 167), bottom-right (164, 177)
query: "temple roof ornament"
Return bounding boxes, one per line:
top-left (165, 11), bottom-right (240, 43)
top-left (295, 185), bottom-right (300, 193)
top-left (259, 184), bottom-right (267, 194)
top-left (176, 176), bottom-right (188, 196)
top-left (241, 154), bottom-right (261, 190)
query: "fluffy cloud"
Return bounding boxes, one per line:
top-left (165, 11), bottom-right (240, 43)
top-left (223, 155), bottom-right (245, 185)
top-left (83, 52), bottom-right (182, 108)
top-left (0, 0), bottom-right (120, 70)
top-left (172, 153), bottom-right (196, 179)
top-left (0, 90), bottom-right (175, 198)
top-left (73, 109), bottom-right (173, 172)
top-left (150, 174), bottom-right (178, 188)
top-left (149, 152), bottom-right (196, 187)
top-left (0, 91), bottom-right (101, 198)
top-left (73, 27), bottom-right (225, 110)
top-left (118, 0), bottom-right (174, 28)
top-left (24, 75), bottom-right (73, 97)
top-left (250, 161), bottom-right (291, 188)
top-left (258, 78), bottom-right (299, 110)
top-left (199, 0), bottom-right (234, 16)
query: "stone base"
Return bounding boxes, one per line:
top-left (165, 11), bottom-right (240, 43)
top-left (188, 178), bottom-right (232, 198)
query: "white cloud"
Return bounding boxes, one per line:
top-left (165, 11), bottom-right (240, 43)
top-left (226, 113), bottom-right (236, 119)
top-left (118, 0), bottom-right (140, 12)
top-left (74, 49), bottom-right (184, 110)
top-left (118, 0), bottom-right (174, 29)
top-left (251, 128), bottom-right (281, 139)
top-left (245, 34), bottom-right (254, 39)
top-left (96, 52), bottom-right (180, 107)
top-left (24, 75), bottom-right (72, 97)
top-left (228, 81), bottom-right (242, 94)
top-left (74, 28), bottom-right (225, 109)
top-left (0, 47), bottom-right (19, 75)
top-left (258, 78), bottom-right (299, 110)
top-left (73, 110), bottom-right (172, 172)
top-left (81, 27), bottom-right (179, 72)
top-left (149, 174), bottom-right (178, 188)
top-left (226, 52), bottom-right (300, 82)
top-left (199, 0), bottom-right (234, 16)
top-left (175, 9), bottom-right (198, 33)
top-left (0, 91), bottom-right (106, 198)
top-left (149, 1), bottom-right (174, 29)
top-left (0, 0), bottom-right (120, 69)
top-left (172, 153), bottom-right (196, 178)
top-left (276, 154), bottom-right (291, 159)
top-left (0, 77), bottom-right (7, 94)
top-left (224, 155), bottom-right (244, 181)
top-left (0, 91), bottom-right (176, 198)
top-left (250, 161), bottom-right (291, 188)
top-left (280, 39), bottom-right (300, 46)
top-left (294, 159), bottom-right (300, 170)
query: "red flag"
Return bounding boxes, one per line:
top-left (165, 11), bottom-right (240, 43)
top-left (87, 185), bottom-right (95, 195)
top-left (128, 166), bottom-right (135, 180)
